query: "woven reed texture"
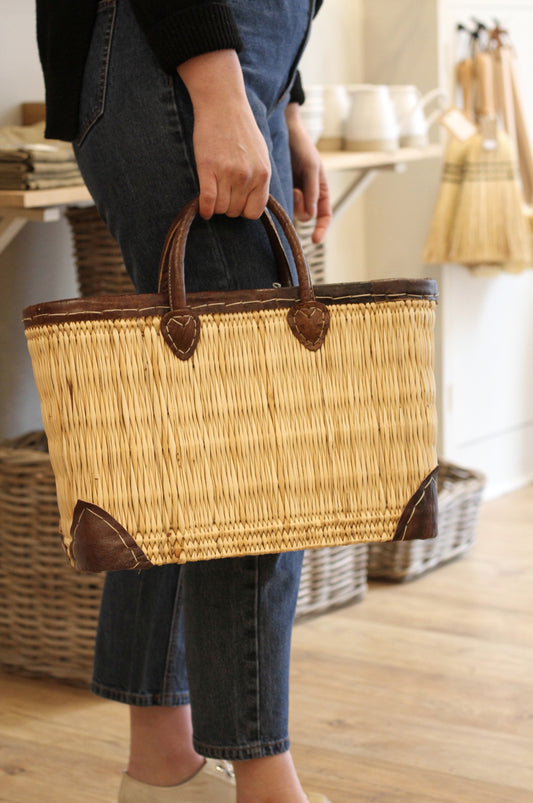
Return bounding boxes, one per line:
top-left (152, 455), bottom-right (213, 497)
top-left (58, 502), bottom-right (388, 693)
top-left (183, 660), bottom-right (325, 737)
top-left (368, 461), bottom-right (485, 582)
top-left (65, 206), bottom-right (134, 296)
top-left (26, 299), bottom-right (437, 564)
top-left (296, 544), bottom-right (368, 619)
top-left (294, 219), bottom-right (326, 283)
top-left (0, 432), bottom-right (103, 683)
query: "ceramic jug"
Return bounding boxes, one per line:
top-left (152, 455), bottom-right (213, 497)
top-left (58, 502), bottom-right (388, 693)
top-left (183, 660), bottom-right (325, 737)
top-left (318, 85), bottom-right (351, 151)
top-left (389, 86), bottom-right (448, 147)
top-left (343, 85), bottom-right (399, 152)
top-left (301, 85), bottom-right (324, 144)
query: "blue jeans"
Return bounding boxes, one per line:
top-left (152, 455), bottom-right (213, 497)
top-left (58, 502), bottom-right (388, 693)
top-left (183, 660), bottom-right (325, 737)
top-left (74, 0), bottom-right (313, 761)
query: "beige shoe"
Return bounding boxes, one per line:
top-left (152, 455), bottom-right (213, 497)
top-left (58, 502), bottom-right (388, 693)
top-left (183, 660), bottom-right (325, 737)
top-left (306, 794), bottom-right (332, 803)
top-left (118, 759), bottom-right (235, 802)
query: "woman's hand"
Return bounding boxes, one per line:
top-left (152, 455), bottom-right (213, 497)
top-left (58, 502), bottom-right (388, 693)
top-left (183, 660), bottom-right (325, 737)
top-left (285, 102), bottom-right (331, 243)
top-left (178, 50), bottom-right (271, 220)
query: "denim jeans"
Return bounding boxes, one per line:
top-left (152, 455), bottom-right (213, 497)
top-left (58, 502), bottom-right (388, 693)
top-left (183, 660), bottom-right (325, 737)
top-left (74, 0), bottom-right (314, 760)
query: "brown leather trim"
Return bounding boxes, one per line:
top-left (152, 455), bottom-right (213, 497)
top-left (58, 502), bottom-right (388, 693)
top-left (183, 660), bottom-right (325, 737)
top-left (23, 279), bottom-right (438, 329)
top-left (70, 500), bottom-right (153, 572)
top-left (287, 301), bottom-right (330, 350)
top-left (161, 308), bottom-right (201, 360)
top-left (392, 467), bottom-right (439, 542)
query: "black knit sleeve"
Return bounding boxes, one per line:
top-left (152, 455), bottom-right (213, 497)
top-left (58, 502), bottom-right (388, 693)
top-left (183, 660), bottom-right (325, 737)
top-left (289, 71), bottom-right (305, 105)
top-left (289, 0), bottom-right (325, 106)
top-left (129, 1), bottom-right (243, 74)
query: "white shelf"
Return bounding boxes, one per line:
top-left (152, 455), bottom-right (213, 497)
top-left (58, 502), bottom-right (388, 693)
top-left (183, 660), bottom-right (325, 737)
top-left (320, 144), bottom-right (442, 172)
top-left (318, 145), bottom-right (442, 220)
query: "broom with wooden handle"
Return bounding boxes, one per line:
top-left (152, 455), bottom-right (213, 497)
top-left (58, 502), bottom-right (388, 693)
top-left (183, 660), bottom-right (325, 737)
top-left (507, 46), bottom-right (533, 206)
top-left (490, 26), bottom-right (533, 206)
top-left (448, 51), bottom-right (531, 267)
top-left (422, 58), bottom-right (475, 263)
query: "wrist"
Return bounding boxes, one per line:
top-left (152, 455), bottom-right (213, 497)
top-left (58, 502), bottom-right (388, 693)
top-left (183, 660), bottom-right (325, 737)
top-left (178, 49), bottom-right (247, 109)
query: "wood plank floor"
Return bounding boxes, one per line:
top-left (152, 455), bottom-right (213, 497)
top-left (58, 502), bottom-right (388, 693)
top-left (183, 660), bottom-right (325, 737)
top-left (1, 484), bottom-right (532, 802)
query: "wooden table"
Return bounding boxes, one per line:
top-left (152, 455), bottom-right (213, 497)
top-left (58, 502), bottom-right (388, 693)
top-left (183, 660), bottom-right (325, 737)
top-left (0, 185), bottom-right (92, 254)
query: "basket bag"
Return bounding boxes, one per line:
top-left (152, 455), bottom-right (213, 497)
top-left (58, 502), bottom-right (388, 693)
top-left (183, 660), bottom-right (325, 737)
top-left (23, 196), bottom-right (439, 572)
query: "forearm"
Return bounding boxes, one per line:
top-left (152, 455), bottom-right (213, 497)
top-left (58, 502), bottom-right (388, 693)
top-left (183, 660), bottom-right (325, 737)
top-left (176, 49), bottom-right (271, 220)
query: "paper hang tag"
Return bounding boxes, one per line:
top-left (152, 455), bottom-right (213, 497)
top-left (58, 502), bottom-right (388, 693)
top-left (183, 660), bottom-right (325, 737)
top-left (438, 107), bottom-right (478, 141)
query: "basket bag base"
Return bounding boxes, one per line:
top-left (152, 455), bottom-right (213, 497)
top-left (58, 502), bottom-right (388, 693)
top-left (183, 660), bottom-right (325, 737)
top-left (69, 467), bottom-right (438, 572)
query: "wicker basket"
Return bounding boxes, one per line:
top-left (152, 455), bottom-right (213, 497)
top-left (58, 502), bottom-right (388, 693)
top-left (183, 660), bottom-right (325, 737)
top-left (0, 432), bottom-right (104, 684)
top-left (65, 206), bottom-right (134, 296)
top-left (294, 218), bottom-right (327, 282)
top-left (368, 461), bottom-right (485, 582)
top-left (296, 544), bottom-right (368, 619)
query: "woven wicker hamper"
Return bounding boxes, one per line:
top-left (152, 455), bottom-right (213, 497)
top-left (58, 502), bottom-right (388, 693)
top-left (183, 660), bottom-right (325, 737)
top-left (0, 432), bottom-right (103, 684)
top-left (368, 461), bottom-right (485, 582)
top-left (65, 205), bottom-right (135, 296)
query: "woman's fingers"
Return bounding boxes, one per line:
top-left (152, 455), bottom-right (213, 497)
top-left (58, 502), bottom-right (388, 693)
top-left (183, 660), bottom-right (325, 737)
top-left (312, 168), bottom-right (332, 244)
top-left (197, 164), bottom-right (270, 220)
top-left (285, 101), bottom-right (332, 244)
top-left (194, 122), bottom-right (271, 220)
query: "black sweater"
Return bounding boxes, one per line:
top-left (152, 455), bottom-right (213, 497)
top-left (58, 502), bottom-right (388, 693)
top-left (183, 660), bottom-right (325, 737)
top-left (36, 0), bottom-right (322, 141)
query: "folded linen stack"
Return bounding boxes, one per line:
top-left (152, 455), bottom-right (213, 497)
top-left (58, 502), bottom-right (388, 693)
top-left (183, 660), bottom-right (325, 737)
top-left (0, 122), bottom-right (83, 190)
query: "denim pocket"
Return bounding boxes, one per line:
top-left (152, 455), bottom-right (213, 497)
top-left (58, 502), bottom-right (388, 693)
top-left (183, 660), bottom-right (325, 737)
top-left (75, 0), bottom-right (116, 146)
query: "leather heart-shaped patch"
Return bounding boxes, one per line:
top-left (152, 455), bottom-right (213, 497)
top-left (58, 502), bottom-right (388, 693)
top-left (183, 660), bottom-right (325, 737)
top-left (161, 309), bottom-right (200, 360)
top-left (287, 301), bottom-right (330, 351)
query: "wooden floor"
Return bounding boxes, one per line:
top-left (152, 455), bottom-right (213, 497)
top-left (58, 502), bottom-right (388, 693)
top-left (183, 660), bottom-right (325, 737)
top-left (1, 485), bottom-right (532, 802)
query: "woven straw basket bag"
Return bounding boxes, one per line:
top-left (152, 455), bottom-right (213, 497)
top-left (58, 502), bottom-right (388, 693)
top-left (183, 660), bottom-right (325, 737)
top-left (23, 196), bottom-right (439, 572)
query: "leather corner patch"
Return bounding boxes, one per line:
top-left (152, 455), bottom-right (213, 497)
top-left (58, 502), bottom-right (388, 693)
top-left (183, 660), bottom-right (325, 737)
top-left (70, 500), bottom-right (153, 572)
top-left (161, 308), bottom-right (200, 360)
top-left (287, 301), bottom-right (330, 351)
top-left (392, 467), bottom-right (439, 542)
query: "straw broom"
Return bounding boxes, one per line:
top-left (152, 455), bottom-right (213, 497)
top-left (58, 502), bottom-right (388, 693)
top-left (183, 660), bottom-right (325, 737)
top-left (448, 52), bottom-right (531, 266)
top-left (491, 26), bottom-right (533, 206)
top-left (422, 58), bottom-right (475, 264)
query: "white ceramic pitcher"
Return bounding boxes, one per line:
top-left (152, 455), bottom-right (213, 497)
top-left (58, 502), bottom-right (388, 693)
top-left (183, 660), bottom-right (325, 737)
top-left (343, 85), bottom-right (399, 152)
top-left (318, 85), bottom-right (351, 151)
top-left (389, 86), bottom-right (448, 147)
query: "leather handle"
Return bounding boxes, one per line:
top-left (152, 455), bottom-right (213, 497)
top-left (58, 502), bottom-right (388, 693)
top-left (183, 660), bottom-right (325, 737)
top-left (158, 195), bottom-right (329, 360)
top-left (157, 197), bottom-right (293, 296)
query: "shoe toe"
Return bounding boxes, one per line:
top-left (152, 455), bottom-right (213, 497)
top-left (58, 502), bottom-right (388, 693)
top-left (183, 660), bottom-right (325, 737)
top-left (118, 760), bottom-right (235, 802)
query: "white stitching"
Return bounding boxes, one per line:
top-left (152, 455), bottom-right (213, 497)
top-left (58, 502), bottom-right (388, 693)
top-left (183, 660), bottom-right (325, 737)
top-left (163, 313), bottom-right (199, 357)
top-left (288, 303), bottom-right (328, 347)
top-left (398, 474), bottom-right (437, 541)
top-left (23, 292), bottom-right (437, 324)
top-left (73, 505), bottom-right (143, 569)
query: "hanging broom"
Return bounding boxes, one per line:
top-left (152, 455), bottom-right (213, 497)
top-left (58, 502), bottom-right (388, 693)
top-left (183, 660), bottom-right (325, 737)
top-left (491, 25), bottom-right (533, 206)
top-left (422, 57), bottom-right (476, 263)
top-left (448, 51), bottom-right (531, 267)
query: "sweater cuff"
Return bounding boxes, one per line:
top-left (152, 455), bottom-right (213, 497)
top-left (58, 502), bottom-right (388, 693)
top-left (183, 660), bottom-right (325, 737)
top-left (139, 5), bottom-right (243, 74)
top-left (289, 71), bottom-right (305, 105)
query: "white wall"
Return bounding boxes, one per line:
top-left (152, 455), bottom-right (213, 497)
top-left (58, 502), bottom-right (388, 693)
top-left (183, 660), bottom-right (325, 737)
top-left (0, 0), bottom-right (78, 440)
top-left (299, 0), bottom-right (367, 282)
top-left (361, 0), bottom-right (533, 498)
